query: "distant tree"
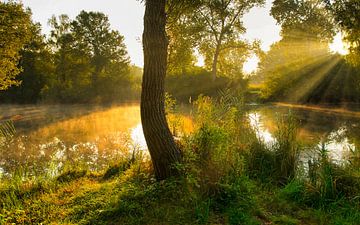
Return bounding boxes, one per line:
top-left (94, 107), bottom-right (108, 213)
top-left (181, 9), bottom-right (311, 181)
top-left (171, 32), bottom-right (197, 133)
top-left (259, 39), bottom-right (333, 101)
top-left (166, 17), bottom-right (197, 75)
top-left (194, 0), bottom-right (265, 80)
top-left (0, 1), bottom-right (33, 90)
top-left (141, 0), bottom-right (181, 180)
top-left (216, 40), bottom-right (253, 78)
top-left (46, 12), bottom-right (131, 102)
top-left (71, 11), bottom-right (130, 94)
top-left (166, 0), bottom-right (202, 75)
top-left (47, 14), bottom-right (92, 102)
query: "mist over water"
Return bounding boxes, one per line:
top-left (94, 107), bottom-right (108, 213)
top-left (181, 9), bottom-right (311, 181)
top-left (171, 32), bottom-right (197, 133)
top-left (0, 104), bottom-right (359, 178)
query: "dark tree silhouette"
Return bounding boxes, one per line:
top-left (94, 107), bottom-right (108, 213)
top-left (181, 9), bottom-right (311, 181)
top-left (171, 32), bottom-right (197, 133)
top-left (141, 0), bottom-right (181, 180)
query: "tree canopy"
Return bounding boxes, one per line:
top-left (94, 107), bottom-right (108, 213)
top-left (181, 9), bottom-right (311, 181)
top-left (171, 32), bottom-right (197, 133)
top-left (0, 1), bottom-right (33, 90)
top-left (195, 0), bottom-right (265, 80)
top-left (271, 0), bottom-right (334, 41)
top-left (258, 0), bottom-right (360, 103)
top-left (44, 11), bottom-right (131, 103)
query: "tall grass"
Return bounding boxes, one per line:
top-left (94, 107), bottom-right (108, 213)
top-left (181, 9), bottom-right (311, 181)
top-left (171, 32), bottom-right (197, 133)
top-left (246, 112), bottom-right (300, 185)
top-left (273, 112), bottom-right (300, 184)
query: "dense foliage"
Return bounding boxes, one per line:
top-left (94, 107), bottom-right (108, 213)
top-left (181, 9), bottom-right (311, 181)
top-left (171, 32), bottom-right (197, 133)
top-left (0, 9), bottom-right (138, 104)
top-left (0, 1), bottom-right (33, 90)
top-left (1, 0), bottom-right (359, 104)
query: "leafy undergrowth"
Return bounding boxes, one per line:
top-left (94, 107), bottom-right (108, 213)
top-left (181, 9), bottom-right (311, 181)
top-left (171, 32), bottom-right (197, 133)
top-left (1, 163), bottom-right (359, 225)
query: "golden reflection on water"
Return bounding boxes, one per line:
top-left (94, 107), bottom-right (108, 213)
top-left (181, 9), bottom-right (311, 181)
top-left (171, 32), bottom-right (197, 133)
top-left (248, 112), bottom-right (275, 144)
top-left (0, 104), bottom-right (196, 177)
top-left (31, 105), bottom-right (141, 142)
top-left (1, 103), bottom-right (358, 177)
top-left (1, 105), bottom-right (143, 177)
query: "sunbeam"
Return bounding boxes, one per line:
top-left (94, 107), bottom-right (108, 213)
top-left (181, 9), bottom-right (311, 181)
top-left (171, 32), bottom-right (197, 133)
top-left (285, 55), bottom-right (342, 103)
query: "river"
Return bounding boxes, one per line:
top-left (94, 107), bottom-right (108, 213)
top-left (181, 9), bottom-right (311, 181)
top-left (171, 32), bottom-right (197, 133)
top-left (0, 103), bottom-right (359, 178)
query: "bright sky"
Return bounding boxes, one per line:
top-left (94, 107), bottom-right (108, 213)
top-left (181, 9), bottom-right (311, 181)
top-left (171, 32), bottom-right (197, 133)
top-left (329, 33), bottom-right (349, 56)
top-left (21, 0), bottom-right (281, 69)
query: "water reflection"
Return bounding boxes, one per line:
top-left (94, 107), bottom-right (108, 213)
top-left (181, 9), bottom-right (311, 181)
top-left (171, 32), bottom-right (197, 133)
top-left (0, 105), bottom-right (142, 178)
top-left (130, 123), bottom-right (147, 151)
top-left (248, 105), bottom-right (359, 164)
top-left (248, 112), bottom-right (275, 144)
top-left (318, 127), bottom-right (356, 162)
top-left (1, 104), bottom-right (359, 179)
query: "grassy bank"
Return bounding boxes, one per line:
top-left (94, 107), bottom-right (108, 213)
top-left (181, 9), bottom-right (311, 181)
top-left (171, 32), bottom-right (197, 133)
top-left (1, 95), bottom-right (359, 224)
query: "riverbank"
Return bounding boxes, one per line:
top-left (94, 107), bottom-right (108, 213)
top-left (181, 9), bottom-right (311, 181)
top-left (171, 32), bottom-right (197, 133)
top-left (1, 98), bottom-right (359, 224)
top-left (275, 102), bottom-right (360, 118)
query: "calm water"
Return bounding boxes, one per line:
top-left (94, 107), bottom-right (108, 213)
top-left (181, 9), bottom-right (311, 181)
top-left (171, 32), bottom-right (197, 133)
top-left (0, 104), bottom-right (359, 178)
top-left (0, 104), bottom-right (146, 178)
top-left (248, 104), bottom-right (360, 163)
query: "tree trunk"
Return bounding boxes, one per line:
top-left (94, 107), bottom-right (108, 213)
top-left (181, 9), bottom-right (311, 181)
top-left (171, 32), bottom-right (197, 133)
top-left (141, 0), bottom-right (181, 180)
top-left (211, 42), bottom-right (221, 81)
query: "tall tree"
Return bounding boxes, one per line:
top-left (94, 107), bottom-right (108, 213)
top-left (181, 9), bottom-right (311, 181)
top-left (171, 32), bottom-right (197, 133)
top-left (195, 0), bottom-right (264, 80)
top-left (0, 1), bottom-right (32, 90)
top-left (142, 0), bottom-right (181, 180)
top-left (71, 11), bottom-right (130, 93)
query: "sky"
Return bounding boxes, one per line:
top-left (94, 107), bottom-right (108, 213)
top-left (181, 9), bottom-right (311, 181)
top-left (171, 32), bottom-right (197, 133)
top-left (20, 0), bottom-right (281, 68)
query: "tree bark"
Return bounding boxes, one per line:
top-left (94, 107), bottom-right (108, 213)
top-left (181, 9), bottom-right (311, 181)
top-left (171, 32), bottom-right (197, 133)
top-left (211, 41), bottom-right (221, 81)
top-left (141, 0), bottom-right (181, 180)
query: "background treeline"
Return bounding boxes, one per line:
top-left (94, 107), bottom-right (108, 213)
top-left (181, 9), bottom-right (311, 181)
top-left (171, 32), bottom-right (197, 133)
top-left (1, 0), bottom-right (359, 105)
top-left (1, 1), bottom-right (258, 104)
top-left (0, 7), bottom-right (142, 104)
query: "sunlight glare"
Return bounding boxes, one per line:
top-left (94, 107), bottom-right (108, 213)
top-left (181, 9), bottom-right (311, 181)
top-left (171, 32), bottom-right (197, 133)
top-left (329, 33), bottom-right (349, 55)
top-left (195, 49), bottom-right (205, 67)
top-left (243, 54), bottom-right (260, 75)
top-left (248, 112), bottom-right (275, 144)
top-left (130, 123), bottom-right (148, 150)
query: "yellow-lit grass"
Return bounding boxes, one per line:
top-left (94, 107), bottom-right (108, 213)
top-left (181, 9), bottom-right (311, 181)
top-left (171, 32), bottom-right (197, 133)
top-left (22, 177), bottom-right (116, 223)
top-left (248, 83), bottom-right (265, 90)
top-left (167, 114), bottom-right (194, 136)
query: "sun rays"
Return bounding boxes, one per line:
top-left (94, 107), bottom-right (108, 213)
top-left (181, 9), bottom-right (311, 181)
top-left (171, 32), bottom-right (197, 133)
top-left (259, 32), bottom-right (356, 104)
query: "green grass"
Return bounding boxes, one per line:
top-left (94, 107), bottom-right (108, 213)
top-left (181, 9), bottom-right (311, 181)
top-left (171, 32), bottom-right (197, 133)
top-left (1, 161), bottom-right (359, 224)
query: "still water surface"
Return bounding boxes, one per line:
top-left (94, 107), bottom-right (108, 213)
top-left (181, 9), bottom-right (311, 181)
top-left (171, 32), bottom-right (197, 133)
top-left (0, 104), bottom-right (359, 178)
top-left (249, 104), bottom-right (360, 163)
